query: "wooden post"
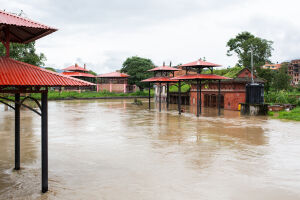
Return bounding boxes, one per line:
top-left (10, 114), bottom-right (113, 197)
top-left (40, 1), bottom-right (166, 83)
top-left (197, 79), bottom-right (199, 117)
top-left (148, 83), bottom-right (151, 110)
top-left (218, 80), bottom-right (221, 116)
top-left (159, 82), bottom-right (162, 112)
top-left (178, 81), bottom-right (181, 115)
top-left (15, 93), bottom-right (20, 170)
top-left (41, 92), bottom-right (48, 193)
top-left (200, 80), bottom-right (202, 114)
top-left (166, 83), bottom-right (169, 109)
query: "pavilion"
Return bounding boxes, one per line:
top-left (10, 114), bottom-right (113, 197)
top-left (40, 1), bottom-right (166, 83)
top-left (141, 64), bottom-right (180, 112)
top-left (172, 59), bottom-right (231, 116)
top-left (62, 63), bottom-right (96, 84)
top-left (0, 10), bottom-right (94, 193)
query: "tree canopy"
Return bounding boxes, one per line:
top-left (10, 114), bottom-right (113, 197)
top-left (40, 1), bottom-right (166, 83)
top-left (226, 32), bottom-right (273, 68)
top-left (0, 42), bottom-right (46, 66)
top-left (121, 56), bottom-right (154, 90)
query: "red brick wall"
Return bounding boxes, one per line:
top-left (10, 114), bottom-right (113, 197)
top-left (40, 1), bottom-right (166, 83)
top-left (97, 84), bottom-right (126, 93)
top-left (238, 68), bottom-right (257, 78)
top-left (189, 82), bottom-right (246, 111)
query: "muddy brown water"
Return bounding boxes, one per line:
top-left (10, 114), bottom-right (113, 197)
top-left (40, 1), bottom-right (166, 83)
top-left (0, 99), bottom-right (300, 200)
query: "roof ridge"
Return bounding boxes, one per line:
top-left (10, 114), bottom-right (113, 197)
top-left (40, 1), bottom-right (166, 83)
top-left (0, 9), bottom-right (55, 29)
top-left (5, 57), bottom-right (92, 84)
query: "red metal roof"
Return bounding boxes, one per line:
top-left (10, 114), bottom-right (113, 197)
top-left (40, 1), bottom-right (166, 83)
top-left (148, 66), bottom-right (181, 72)
top-left (180, 59), bottom-right (221, 68)
top-left (62, 72), bottom-right (96, 78)
top-left (62, 64), bottom-right (89, 72)
top-left (0, 10), bottom-right (57, 43)
top-left (97, 72), bottom-right (129, 78)
top-left (0, 57), bottom-right (94, 87)
top-left (141, 77), bottom-right (179, 82)
top-left (172, 74), bottom-right (231, 80)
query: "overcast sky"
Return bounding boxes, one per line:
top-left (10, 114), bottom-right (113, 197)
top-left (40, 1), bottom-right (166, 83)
top-left (2, 0), bottom-right (300, 73)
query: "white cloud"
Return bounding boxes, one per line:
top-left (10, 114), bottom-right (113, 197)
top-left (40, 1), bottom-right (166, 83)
top-left (1, 0), bottom-right (300, 73)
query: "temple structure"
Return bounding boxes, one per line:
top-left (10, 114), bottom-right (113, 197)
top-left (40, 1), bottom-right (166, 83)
top-left (97, 71), bottom-right (135, 93)
top-left (62, 64), bottom-right (96, 83)
top-left (190, 67), bottom-right (264, 111)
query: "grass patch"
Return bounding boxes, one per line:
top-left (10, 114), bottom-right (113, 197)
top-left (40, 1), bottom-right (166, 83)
top-left (270, 107), bottom-right (300, 121)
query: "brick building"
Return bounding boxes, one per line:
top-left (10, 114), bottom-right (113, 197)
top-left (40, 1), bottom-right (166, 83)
top-left (190, 68), bottom-right (264, 110)
top-left (288, 59), bottom-right (300, 86)
top-left (261, 62), bottom-right (281, 70)
top-left (97, 71), bottom-right (136, 93)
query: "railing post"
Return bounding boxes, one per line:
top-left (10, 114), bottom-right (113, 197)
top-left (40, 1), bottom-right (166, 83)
top-left (200, 80), bottom-right (202, 114)
top-left (197, 80), bottom-right (199, 117)
top-left (15, 93), bottom-right (20, 170)
top-left (148, 83), bottom-right (151, 110)
top-left (178, 81), bottom-right (181, 115)
top-left (218, 80), bottom-right (221, 116)
top-left (41, 92), bottom-right (48, 193)
top-left (167, 83), bottom-right (169, 109)
top-left (159, 82), bottom-right (162, 112)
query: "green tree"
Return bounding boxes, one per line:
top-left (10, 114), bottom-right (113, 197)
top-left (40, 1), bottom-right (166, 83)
top-left (226, 32), bottom-right (273, 68)
top-left (0, 42), bottom-right (46, 66)
top-left (88, 70), bottom-right (97, 76)
top-left (45, 67), bottom-right (56, 72)
top-left (256, 67), bottom-right (276, 93)
top-left (271, 63), bottom-right (291, 91)
top-left (121, 56), bottom-right (154, 90)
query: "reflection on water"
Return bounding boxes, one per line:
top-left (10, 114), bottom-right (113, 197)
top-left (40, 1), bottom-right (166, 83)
top-left (0, 99), bottom-right (300, 200)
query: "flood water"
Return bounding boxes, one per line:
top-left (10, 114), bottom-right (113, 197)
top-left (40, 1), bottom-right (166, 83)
top-left (0, 99), bottom-right (300, 200)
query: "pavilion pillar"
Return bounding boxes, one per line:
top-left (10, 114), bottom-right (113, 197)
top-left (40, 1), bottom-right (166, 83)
top-left (178, 81), bottom-right (181, 115)
top-left (218, 80), bottom-right (221, 116)
top-left (196, 80), bottom-right (199, 117)
top-left (200, 80), bottom-right (202, 114)
top-left (148, 83), bottom-right (151, 110)
top-left (159, 82), bottom-right (162, 112)
top-left (41, 92), bottom-right (48, 193)
top-left (14, 93), bottom-right (20, 170)
top-left (166, 83), bottom-right (169, 109)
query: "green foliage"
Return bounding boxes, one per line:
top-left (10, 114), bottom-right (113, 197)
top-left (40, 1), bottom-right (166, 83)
top-left (45, 67), bottom-right (56, 72)
top-left (121, 56), bottom-right (154, 90)
top-left (28, 90), bottom-right (152, 100)
top-left (274, 107), bottom-right (300, 121)
top-left (223, 66), bottom-right (245, 78)
top-left (0, 42), bottom-right (46, 66)
top-left (88, 70), bottom-right (97, 76)
top-left (169, 83), bottom-right (190, 92)
top-left (256, 67), bottom-right (275, 92)
top-left (265, 91), bottom-right (299, 105)
top-left (271, 63), bottom-right (291, 91)
top-left (226, 32), bottom-right (273, 68)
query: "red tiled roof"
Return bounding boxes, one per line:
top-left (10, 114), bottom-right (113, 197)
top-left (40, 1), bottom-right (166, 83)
top-left (63, 64), bottom-right (89, 72)
top-left (0, 10), bottom-right (57, 43)
top-left (62, 72), bottom-right (96, 78)
top-left (97, 72), bottom-right (129, 78)
top-left (141, 77), bottom-right (179, 82)
top-left (172, 74), bottom-right (231, 80)
top-left (180, 59), bottom-right (221, 68)
top-left (0, 57), bottom-right (94, 87)
top-left (148, 66), bottom-right (181, 72)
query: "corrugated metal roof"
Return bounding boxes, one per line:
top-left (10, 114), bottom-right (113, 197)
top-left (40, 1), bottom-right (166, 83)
top-left (148, 66), bottom-right (181, 72)
top-left (62, 72), bottom-right (96, 78)
top-left (172, 74), bottom-right (231, 80)
top-left (0, 10), bottom-right (57, 43)
top-left (97, 72), bottom-right (129, 78)
top-left (180, 59), bottom-right (221, 68)
top-left (141, 77), bottom-right (178, 82)
top-left (62, 64), bottom-right (89, 72)
top-left (0, 57), bottom-right (94, 87)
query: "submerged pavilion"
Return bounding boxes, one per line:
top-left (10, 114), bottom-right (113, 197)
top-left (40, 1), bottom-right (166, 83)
top-left (0, 10), bottom-right (94, 193)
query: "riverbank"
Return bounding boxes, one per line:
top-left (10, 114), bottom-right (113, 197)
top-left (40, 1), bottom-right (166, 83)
top-left (29, 90), bottom-right (154, 100)
top-left (269, 107), bottom-right (300, 121)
